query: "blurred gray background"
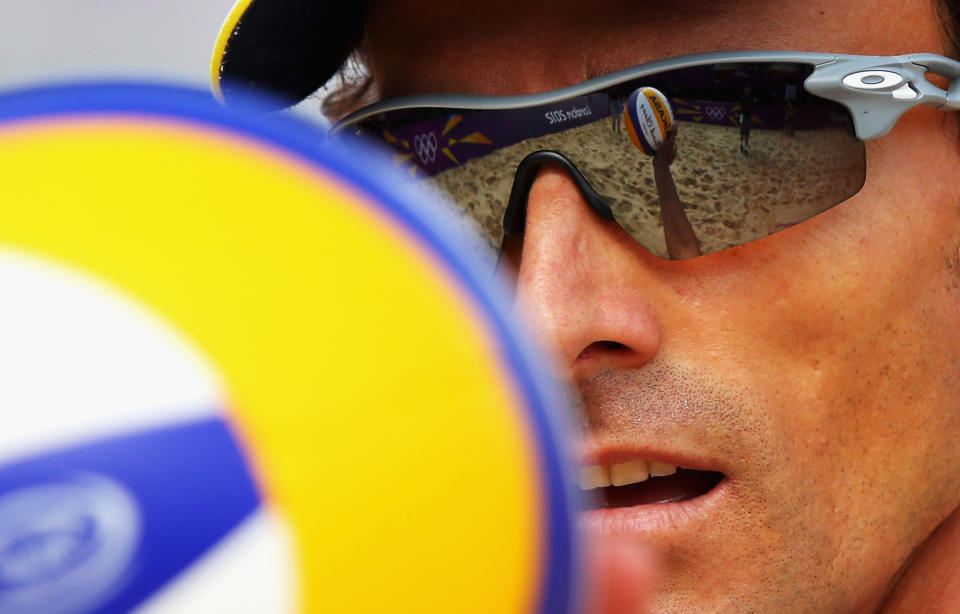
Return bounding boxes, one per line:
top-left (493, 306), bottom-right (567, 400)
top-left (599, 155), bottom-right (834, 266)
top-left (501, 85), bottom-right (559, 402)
top-left (1, 1), bottom-right (234, 88)
top-left (0, 1), bottom-right (323, 121)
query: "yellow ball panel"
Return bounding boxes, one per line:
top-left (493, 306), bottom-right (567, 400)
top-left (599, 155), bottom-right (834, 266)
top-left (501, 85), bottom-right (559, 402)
top-left (0, 118), bottom-right (544, 614)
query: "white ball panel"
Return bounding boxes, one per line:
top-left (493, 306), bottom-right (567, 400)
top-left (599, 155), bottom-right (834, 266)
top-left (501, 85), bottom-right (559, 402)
top-left (0, 247), bottom-right (223, 465)
top-left (132, 508), bottom-right (296, 613)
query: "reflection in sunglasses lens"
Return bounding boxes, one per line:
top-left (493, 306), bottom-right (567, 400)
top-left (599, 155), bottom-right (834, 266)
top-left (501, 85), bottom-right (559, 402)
top-left (350, 62), bottom-right (867, 263)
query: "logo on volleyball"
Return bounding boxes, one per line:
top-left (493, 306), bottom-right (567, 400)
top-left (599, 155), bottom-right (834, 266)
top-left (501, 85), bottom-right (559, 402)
top-left (0, 474), bottom-right (140, 614)
top-left (640, 102), bottom-right (657, 133)
top-left (649, 94), bottom-right (670, 128)
top-left (413, 132), bottom-right (438, 164)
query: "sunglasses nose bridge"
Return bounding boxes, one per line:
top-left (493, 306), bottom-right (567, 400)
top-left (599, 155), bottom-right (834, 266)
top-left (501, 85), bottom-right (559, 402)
top-left (502, 150), bottom-right (614, 237)
top-left (501, 155), bottom-right (663, 379)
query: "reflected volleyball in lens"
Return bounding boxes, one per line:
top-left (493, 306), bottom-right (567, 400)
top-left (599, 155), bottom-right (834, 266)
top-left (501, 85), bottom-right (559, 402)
top-left (624, 86), bottom-right (674, 156)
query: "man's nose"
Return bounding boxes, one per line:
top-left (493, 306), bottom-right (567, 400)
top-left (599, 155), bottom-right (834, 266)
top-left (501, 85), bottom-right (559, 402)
top-left (509, 164), bottom-right (662, 384)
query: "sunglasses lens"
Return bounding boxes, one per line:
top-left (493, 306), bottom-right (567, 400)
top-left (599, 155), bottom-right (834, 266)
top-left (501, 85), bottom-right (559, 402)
top-left (346, 62), bottom-right (866, 261)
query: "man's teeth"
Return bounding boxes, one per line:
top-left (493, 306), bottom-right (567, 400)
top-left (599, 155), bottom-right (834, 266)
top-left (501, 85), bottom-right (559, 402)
top-left (579, 460), bottom-right (678, 490)
top-left (611, 459), bottom-right (649, 486)
top-left (649, 461), bottom-right (678, 477)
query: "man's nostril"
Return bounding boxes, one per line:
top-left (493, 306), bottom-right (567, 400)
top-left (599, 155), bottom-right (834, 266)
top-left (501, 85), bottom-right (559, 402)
top-left (596, 341), bottom-right (629, 351)
top-left (577, 340), bottom-right (630, 360)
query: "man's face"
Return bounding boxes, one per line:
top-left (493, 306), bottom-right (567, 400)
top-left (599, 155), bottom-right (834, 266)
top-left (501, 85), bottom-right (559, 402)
top-left (365, 0), bottom-right (960, 611)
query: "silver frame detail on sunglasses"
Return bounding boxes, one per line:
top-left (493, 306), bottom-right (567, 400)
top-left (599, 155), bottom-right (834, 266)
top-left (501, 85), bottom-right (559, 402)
top-left (334, 50), bottom-right (960, 141)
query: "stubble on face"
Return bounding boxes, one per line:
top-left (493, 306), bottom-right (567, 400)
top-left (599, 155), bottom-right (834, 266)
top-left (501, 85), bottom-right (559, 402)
top-left (576, 360), bottom-right (876, 612)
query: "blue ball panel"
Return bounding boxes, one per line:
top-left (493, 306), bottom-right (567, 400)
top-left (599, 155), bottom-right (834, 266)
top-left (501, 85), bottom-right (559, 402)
top-left (0, 416), bottom-right (259, 614)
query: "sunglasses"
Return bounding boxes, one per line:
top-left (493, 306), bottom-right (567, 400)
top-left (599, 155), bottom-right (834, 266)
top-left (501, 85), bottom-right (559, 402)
top-left (332, 51), bottom-right (960, 261)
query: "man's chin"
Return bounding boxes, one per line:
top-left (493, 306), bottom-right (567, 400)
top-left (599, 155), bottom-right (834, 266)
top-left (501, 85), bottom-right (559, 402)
top-left (578, 474), bottom-right (743, 612)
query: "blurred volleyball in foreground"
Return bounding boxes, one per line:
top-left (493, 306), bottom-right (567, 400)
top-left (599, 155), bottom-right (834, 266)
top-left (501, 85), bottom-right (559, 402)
top-left (0, 84), bottom-right (579, 613)
top-left (624, 86), bottom-right (675, 156)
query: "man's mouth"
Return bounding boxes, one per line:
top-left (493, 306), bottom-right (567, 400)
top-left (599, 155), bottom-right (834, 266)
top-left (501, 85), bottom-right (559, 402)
top-left (579, 461), bottom-right (724, 508)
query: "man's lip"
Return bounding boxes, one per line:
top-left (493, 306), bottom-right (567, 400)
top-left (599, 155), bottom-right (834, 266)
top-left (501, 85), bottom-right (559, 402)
top-left (574, 442), bottom-right (730, 536)
top-left (576, 444), bottom-right (728, 474)
top-left (580, 475), bottom-right (730, 537)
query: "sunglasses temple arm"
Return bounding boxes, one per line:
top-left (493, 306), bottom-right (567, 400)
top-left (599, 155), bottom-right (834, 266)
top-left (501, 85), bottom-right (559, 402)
top-left (909, 54), bottom-right (960, 109)
top-left (501, 150), bottom-right (614, 236)
top-left (809, 54), bottom-right (960, 139)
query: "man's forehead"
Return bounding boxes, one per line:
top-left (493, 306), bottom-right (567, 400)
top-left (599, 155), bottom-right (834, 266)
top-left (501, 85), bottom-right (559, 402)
top-left (366, 0), bottom-right (945, 97)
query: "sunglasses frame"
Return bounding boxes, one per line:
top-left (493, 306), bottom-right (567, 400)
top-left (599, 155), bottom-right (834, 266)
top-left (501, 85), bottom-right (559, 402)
top-left (334, 50), bottom-right (960, 141)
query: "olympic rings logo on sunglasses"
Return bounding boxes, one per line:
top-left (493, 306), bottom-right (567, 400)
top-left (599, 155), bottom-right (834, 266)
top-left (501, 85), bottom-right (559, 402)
top-left (332, 51), bottom-right (960, 262)
top-left (413, 132), bottom-right (438, 164)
